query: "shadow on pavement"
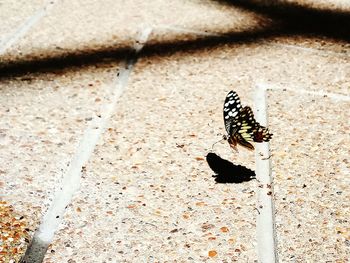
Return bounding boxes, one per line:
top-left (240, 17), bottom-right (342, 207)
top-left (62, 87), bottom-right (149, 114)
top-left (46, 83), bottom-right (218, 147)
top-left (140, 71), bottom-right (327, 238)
top-left (206, 152), bottom-right (256, 184)
top-left (216, 0), bottom-right (350, 40)
top-left (0, 0), bottom-right (349, 80)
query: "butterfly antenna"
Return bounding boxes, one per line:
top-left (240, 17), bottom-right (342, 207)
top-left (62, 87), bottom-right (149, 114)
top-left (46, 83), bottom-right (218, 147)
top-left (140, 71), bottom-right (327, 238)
top-left (211, 135), bottom-right (227, 151)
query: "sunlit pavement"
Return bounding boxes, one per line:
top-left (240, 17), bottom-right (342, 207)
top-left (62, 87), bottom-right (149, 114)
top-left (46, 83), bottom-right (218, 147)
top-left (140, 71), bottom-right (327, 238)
top-left (1, 1), bottom-right (349, 262)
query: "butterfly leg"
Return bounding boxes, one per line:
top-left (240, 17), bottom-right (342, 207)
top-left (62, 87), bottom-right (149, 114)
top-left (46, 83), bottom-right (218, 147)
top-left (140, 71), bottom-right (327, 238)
top-left (227, 136), bottom-right (239, 153)
top-left (230, 145), bottom-right (239, 153)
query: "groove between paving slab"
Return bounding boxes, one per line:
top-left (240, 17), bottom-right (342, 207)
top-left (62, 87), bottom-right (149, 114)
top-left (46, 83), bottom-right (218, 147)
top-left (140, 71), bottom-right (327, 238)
top-left (0, 0), bottom-right (57, 55)
top-left (260, 82), bottom-right (350, 101)
top-left (254, 81), bottom-right (349, 262)
top-left (20, 26), bottom-right (152, 263)
top-left (270, 43), bottom-right (350, 58)
top-left (155, 25), bottom-right (221, 37)
top-left (254, 84), bottom-right (278, 263)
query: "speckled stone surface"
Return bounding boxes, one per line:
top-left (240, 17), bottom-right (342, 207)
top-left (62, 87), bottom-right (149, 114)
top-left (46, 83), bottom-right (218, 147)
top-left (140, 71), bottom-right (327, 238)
top-left (44, 48), bottom-right (260, 262)
top-left (0, 0), bottom-right (45, 45)
top-left (44, 36), bottom-right (350, 262)
top-left (0, 201), bottom-right (31, 262)
top-left (1, 0), bottom-right (350, 262)
top-left (0, 64), bottom-right (121, 261)
top-left (269, 91), bottom-right (350, 262)
top-left (0, 0), bottom-right (271, 65)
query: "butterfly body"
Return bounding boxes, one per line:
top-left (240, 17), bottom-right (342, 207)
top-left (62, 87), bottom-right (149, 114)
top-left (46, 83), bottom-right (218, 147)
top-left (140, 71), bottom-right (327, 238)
top-left (223, 91), bottom-right (272, 151)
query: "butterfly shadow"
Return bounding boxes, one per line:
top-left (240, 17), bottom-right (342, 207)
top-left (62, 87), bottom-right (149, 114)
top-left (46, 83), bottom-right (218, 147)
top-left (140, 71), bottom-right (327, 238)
top-left (206, 152), bottom-right (256, 184)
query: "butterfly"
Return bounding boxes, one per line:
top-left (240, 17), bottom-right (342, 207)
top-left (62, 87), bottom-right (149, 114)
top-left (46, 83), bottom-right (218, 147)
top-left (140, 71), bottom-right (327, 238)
top-left (223, 90), bottom-right (272, 151)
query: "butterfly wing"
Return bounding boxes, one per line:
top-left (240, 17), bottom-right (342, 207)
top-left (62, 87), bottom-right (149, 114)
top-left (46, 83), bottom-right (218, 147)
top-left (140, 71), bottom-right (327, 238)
top-left (234, 106), bottom-right (256, 150)
top-left (223, 90), bottom-right (242, 135)
top-left (223, 91), bottom-right (273, 151)
top-left (233, 132), bottom-right (255, 150)
top-left (238, 106), bottom-right (273, 144)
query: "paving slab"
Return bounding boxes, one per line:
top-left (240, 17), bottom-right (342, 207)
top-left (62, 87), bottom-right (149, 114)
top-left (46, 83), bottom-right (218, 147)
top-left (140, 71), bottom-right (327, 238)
top-left (43, 44), bottom-right (259, 263)
top-left (0, 0), bottom-right (46, 46)
top-left (269, 90), bottom-right (350, 262)
top-left (0, 0), bottom-right (270, 77)
top-left (42, 31), bottom-right (350, 262)
top-left (145, 30), bottom-right (350, 96)
top-left (0, 63), bottom-right (122, 261)
top-left (1, 0), bottom-right (350, 262)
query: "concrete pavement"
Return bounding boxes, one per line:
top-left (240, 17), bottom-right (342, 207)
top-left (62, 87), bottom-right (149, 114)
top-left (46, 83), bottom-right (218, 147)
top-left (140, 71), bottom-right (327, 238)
top-left (1, 1), bottom-right (349, 262)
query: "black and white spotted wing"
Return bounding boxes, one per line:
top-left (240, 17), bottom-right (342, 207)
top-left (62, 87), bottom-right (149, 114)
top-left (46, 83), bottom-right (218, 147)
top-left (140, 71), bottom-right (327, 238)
top-left (223, 90), bottom-right (273, 151)
top-left (223, 90), bottom-right (242, 136)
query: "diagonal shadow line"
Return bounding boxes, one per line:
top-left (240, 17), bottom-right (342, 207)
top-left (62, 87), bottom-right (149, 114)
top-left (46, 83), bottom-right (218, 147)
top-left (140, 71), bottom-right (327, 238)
top-left (0, 1), bottom-right (349, 80)
top-left (142, 26), bottom-right (280, 59)
top-left (0, 27), bottom-right (279, 80)
top-left (0, 46), bottom-right (135, 80)
top-left (215, 0), bottom-right (350, 40)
